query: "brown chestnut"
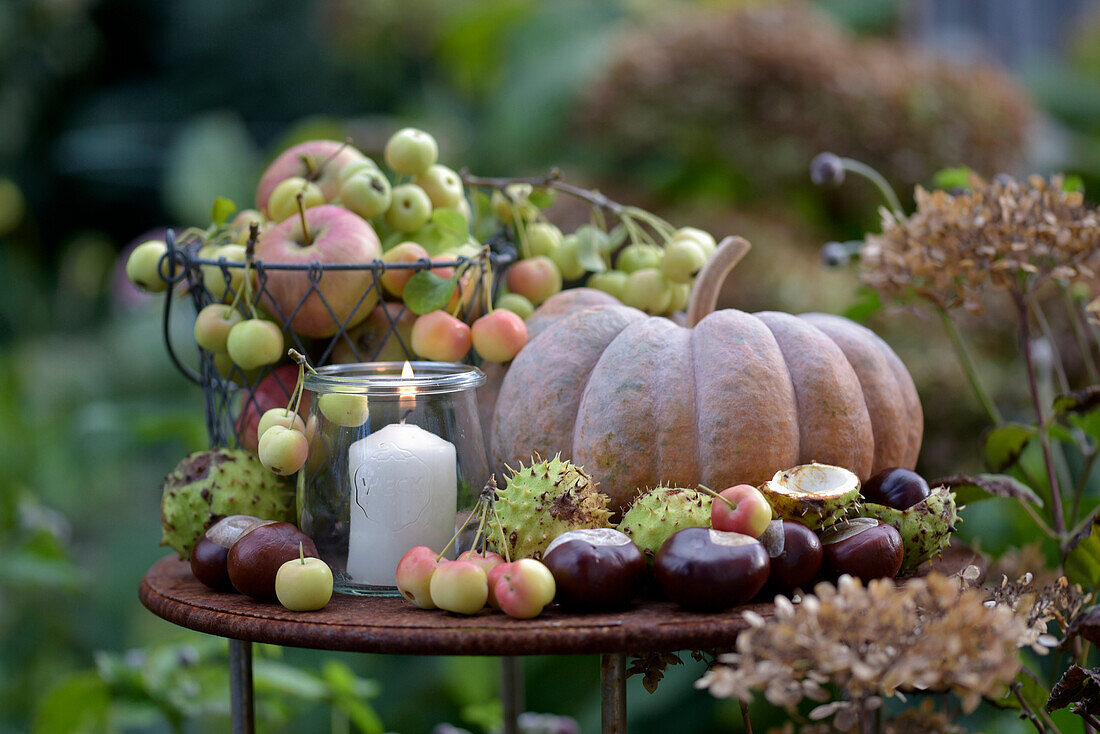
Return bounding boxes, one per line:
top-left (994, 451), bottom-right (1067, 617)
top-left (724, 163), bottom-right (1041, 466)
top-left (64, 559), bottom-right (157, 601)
top-left (227, 522), bottom-right (319, 601)
top-left (820, 518), bottom-right (903, 583)
top-left (543, 528), bottom-right (645, 610)
top-left (189, 515), bottom-right (274, 590)
top-left (766, 520), bottom-right (823, 593)
top-left (654, 527), bottom-right (770, 612)
top-left (861, 468), bottom-right (930, 510)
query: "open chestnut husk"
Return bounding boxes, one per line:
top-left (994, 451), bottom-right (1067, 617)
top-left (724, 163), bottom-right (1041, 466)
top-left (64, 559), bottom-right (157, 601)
top-left (820, 518), bottom-right (903, 583)
top-left (766, 520), bottom-right (822, 594)
top-left (654, 527), bottom-right (769, 612)
top-left (190, 515), bottom-right (275, 590)
top-left (543, 528), bottom-right (645, 610)
top-left (227, 522), bottom-right (319, 600)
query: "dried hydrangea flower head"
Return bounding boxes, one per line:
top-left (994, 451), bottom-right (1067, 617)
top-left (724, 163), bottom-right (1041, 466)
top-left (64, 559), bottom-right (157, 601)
top-left (861, 174), bottom-right (1100, 314)
top-left (698, 573), bottom-right (1025, 731)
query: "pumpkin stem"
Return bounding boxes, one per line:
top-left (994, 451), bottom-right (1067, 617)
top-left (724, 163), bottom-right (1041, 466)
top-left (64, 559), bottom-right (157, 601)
top-left (686, 236), bottom-right (751, 327)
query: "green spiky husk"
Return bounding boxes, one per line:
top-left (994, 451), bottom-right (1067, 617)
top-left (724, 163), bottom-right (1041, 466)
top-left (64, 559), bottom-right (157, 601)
top-left (490, 454), bottom-right (613, 560)
top-left (161, 449), bottom-right (295, 559)
top-left (617, 486), bottom-right (713, 562)
top-left (859, 487), bottom-right (958, 571)
top-left (759, 464), bottom-right (861, 530)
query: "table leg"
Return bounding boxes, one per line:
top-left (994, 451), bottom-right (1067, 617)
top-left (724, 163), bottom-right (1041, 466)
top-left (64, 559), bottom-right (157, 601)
top-left (600, 653), bottom-right (627, 734)
top-left (501, 657), bottom-right (524, 734)
top-left (229, 639), bottom-right (255, 734)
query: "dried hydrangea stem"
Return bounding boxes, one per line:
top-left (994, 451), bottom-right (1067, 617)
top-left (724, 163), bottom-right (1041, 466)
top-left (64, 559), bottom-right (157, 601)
top-left (738, 700), bottom-right (753, 734)
top-left (1063, 286), bottom-right (1100, 385)
top-left (1011, 681), bottom-right (1051, 733)
top-left (938, 306), bottom-right (1004, 426)
top-left (1014, 290), bottom-right (1067, 537)
top-left (1027, 293), bottom-right (1070, 394)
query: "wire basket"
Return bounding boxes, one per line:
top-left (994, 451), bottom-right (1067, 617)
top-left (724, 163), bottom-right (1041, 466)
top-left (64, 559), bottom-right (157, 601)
top-left (159, 228), bottom-right (515, 449)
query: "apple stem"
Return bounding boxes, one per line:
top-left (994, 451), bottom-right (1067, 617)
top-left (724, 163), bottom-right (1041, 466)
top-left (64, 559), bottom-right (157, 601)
top-left (437, 504), bottom-right (479, 562)
top-left (296, 192), bottom-right (313, 247)
top-left (299, 541), bottom-right (306, 564)
top-left (490, 503), bottom-right (511, 563)
top-left (697, 484), bottom-right (738, 512)
top-left (482, 248), bottom-right (494, 314)
top-left (241, 229), bottom-right (261, 320)
top-left (309, 138), bottom-right (353, 182)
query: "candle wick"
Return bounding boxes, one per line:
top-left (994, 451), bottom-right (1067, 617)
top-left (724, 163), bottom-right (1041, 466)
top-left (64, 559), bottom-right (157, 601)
top-left (400, 408), bottom-right (414, 424)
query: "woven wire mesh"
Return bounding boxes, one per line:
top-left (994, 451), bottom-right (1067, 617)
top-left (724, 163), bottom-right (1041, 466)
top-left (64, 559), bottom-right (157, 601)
top-left (160, 229), bottom-right (515, 449)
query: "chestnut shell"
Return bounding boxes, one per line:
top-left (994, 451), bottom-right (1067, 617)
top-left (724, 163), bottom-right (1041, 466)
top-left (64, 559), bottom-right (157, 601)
top-left (227, 522), bottom-right (318, 601)
top-left (821, 518), bottom-right (903, 583)
top-left (654, 527), bottom-right (770, 612)
top-left (191, 536), bottom-right (233, 590)
top-left (543, 533), bottom-right (645, 610)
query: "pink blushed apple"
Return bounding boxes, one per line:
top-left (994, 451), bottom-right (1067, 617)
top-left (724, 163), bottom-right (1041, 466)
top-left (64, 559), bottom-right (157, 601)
top-left (256, 140), bottom-right (364, 213)
top-left (505, 256), bottom-right (562, 305)
top-left (256, 205), bottom-right (382, 338)
top-left (429, 560), bottom-right (488, 615)
top-left (410, 311), bottom-right (471, 362)
top-left (396, 546), bottom-right (442, 609)
top-left (491, 559), bottom-right (556, 619)
top-left (457, 549), bottom-right (505, 577)
top-left (710, 484), bottom-right (774, 539)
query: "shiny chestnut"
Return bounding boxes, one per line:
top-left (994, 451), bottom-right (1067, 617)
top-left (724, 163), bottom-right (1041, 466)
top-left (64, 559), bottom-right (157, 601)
top-left (189, 515), bottom-right (274, 590)
top-left (766, 520), bottom-right (823, 593)
top-left (861, 467), bottom-right (930, 510)
top-left (821, 518), bottom-right (903, 583)
top-left (543, 529), bottom-right (645, 610)
top-left (227, 522), bottom-right (319, 601)
top-left (654, 527), bottom-right (769, 612)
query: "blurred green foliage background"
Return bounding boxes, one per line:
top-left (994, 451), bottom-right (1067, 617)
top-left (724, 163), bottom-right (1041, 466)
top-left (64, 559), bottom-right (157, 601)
top-left (3, 0), bottom-right (1099, 731)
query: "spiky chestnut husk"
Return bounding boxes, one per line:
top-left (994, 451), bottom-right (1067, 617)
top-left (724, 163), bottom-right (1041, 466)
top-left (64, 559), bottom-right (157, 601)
top-left (859, 487), bottom-right (958, 571)
top-left (759, 463), bottom-right (860, 530)
top-left (617, 486), bottom-right (713, 562)
top-left (161, 449), bottom-right (295, 559)
top-left (490, 454), bottom-right (613, 560)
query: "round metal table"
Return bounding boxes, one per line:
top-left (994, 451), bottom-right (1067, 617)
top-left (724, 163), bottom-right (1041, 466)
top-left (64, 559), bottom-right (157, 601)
top-left (139, 556), bottom-right (769, 733)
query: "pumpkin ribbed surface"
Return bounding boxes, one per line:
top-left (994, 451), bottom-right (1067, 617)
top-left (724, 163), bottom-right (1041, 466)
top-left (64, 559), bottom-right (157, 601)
top-left (490, 303), bottom-right (922, 514)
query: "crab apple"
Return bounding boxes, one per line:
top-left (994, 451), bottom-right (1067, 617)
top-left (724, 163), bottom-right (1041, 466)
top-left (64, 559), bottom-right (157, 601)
top-left (275, 546), bottom-right (333, 611)
top-left (331, 302), bottom-right (416, 363)
top-left (429, 560), bottom-right (488, 615)
top-left (551, 235), bottom-right (586, 281)
top-left (666, 282), bottom-right (690, 314)
top-left (471, 310), bottom-right (527, 363)
top-left (337, 157), bottom-right (380, 185)
top-left (414, 164), bottom-right (465, 209)
top-left (672, 227), bottom-right (716, 257)
top-left (126, 239), bottom-right (176, 292)
top-left (227, 319), bottom-right (284, 370)
top-left (267, 176), bottom-right (324, 222)
top-left (194, 304), bottom-right (244, 353)
top-left (318, 393), bottom-right (370, 428)
top-left (380, 241), bottom-right (431, 298)
top-left (384, 128), bottom-right (438, 177)
top-left (256, 205), bottom-right (382, 338)
top-left (586, 270), bottom-right (628, 301)
top-left (231, 209), bottom-right (266, 244)
top-left (661, 237), bottom-right (707, 284)
top-left (201, 243), bottom-right (250, 302)
top-left (491, 559), bottom-right (556, 619)
top-left (710, 484), bottom-right (773, 538)
top-left (258, 425), bottom-right (308, 475)
top-left (385, 184), bottom-right (433, 233)
top-left (255, 140), bottom-right (364, 213)
top-left (396, 546), bottom-right (442, 609)
top-left (227, 522), bottom-right (318, 601)
top-left (621, 269), bottom-right (672, 315)
top-left (257, 407), bottom-right (306, 442)
top-left (616, 243), bottom-right (662, 274)
top-left (237, 365), bottom-right (312, 453)
top-left (505, 256), bottom-right (562, 305)
top-left (411, 311), bottom-right (472, 362)
top-left (525, 222), bottom-right (562, 258)
top-left (495, 293), bottom-right (534, 320)
top-left (457, 549), bottom-right (505, 576)
top-left (491, 183), bottom-right (539, 223)
top-left (340, 169), bottom-right (392, 219)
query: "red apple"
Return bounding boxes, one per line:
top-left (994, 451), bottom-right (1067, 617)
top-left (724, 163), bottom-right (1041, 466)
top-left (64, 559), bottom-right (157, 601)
top-left (710, 484), bottom-right (774, 538)
top-left (491, 559), bottom-right (556, 619)
top-left (256, 140), bottom-right (364, 213)
top-left (256, 205), bottom-right (382, 337)
top-left (410, 311), bottom-right (471, 362)
top-left (396, 545), bottom-right (442, 609)
top-left (471, 310), bottom-right (528, 363)
top-left (237, 365), bottom-right (312, 453)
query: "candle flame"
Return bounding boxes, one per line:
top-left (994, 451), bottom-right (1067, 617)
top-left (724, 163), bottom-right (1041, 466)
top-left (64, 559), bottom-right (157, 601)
top-left (401, 361), bottom-right (414, 379)
top-left (398, 361), bottom-right (416, 401)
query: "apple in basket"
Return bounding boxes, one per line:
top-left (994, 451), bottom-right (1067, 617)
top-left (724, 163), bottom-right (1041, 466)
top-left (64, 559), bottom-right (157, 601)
top-left (256, 205), bottom-right (382, 338)
top-left (255, 140), bottom-right (364, 214)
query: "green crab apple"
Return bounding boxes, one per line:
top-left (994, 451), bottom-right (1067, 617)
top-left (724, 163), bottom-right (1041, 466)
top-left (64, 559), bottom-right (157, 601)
top-left (616, 243), bottom-right (662, 274)
top-left (238, 365), bottom-right (311, 452)
top-left (621, 268), bottom-right (671, 314)
top-left (201, 244), bottom-right (250, 302)
top-left (337, 157), bottom-right (380, 185)
top-left (385, 184), bottom-right (433, 233)
top-left (257, 407), bottom-right (306, 442)
top-left (194, 304), bottom-right (244, 353)
top-left (384, 128), bottom-right (438, 177)
top-left (340, 169), bottom-right (392, 220)
top-left (414, 164), bottom-right (465, 209)
top-left (495, 293), bottom-right (534, 320)
top-left (126, 240), bottom-right (176, 292)
top-left (267, 177), bottom-right (324, 222)
top-left (491, 183), bottom-right (539, 223)
top-left (505, 256), bottom-right (562, 305)
top-left (275, 544), bottom-right (333, 611)
top-left (318, 393), bottom-right (370, 428)
top-left (525, 222), bottom-right (562, 258)
top-left (586, 270), bottom-right (628, 301)
top-left (661, 237), bottom-right (707, 284)
top-left (226, 319), bottom-right (284, 370)
top-left (429, 560), bottom-right (488, 615)
top-left (672, 227), bottom-right (716, 257)
top-left (551, 234), bottom-right (586, 281)
top-left (471, 310), bottom-right (528, 363)
top-left (256, 205), bottom-right (382, 338)
top-left (411, 311), bottom-right (472, 362)
top-left (255, 140), bottom-right (364, 213)
top-left (258, 424), bottom-right (308, 475)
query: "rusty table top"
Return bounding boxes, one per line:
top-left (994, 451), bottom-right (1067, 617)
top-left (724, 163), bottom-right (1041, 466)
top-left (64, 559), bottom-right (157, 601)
top-left (139, 556), bottom-right (769, 656)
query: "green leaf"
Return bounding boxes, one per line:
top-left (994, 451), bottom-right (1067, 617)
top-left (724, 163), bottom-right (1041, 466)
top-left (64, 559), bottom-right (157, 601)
top-left (573, 225), bottom-right (607, 273)
top-left (253, 660), bottom-right (327, 702)
top-left (32, 672), bottom-right (110, 734)
top-left (1066, 514), bottom-right (1100, 587)
top-left (841, 288), bottom-right (883, 323)
top-left (432, 207), bottom-right (469, 240)
top-left (528, 187), bottom-right (556, 210)
top-left (984, 423), bottom-right (1036, 472)
top-left (403, 271), bottom-right (458, 315)
top-left (1062, 174), bottom-right (1085, 193)
top-left (210, 196), bottom-right (236, 226)
top-left (1054, 386), bottom-right (1100, 415)
top-left (932, 166), bottom-right (974, 191)
top-left (935, 473), bottom-right (1043, 506)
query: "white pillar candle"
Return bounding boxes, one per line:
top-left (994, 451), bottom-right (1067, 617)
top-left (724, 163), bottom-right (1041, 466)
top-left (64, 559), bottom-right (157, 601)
top-left (346, 422), bottom-right (457, 586)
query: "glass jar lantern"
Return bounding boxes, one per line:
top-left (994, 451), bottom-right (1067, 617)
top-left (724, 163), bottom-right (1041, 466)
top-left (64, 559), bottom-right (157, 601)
top-left (300, 362), bottom-right (488, 596)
